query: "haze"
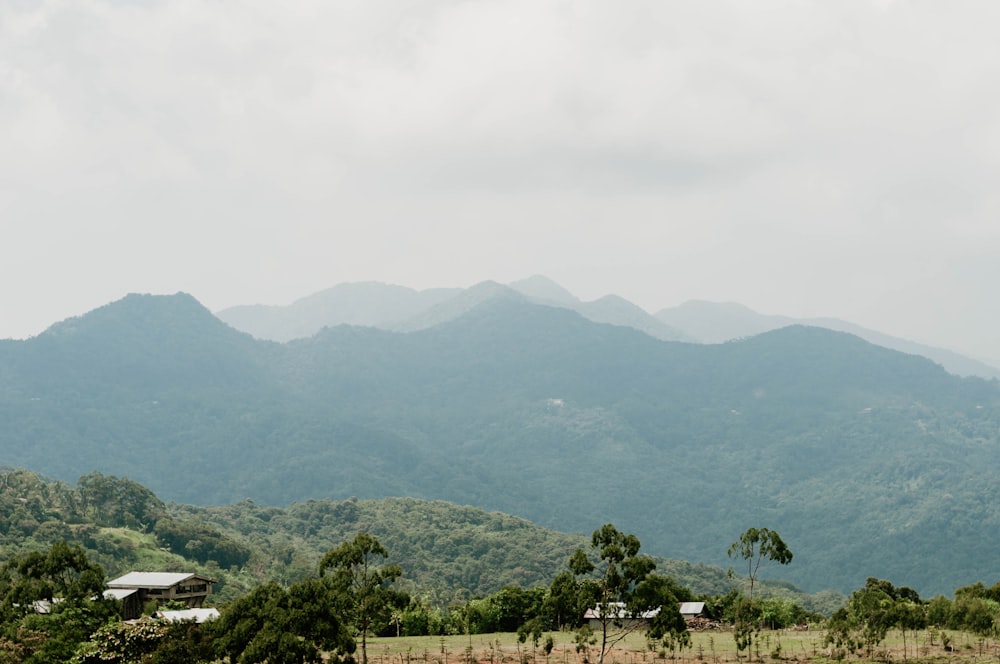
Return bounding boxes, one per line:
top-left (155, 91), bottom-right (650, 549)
top-left (2, 1), bottom-right (998, 363)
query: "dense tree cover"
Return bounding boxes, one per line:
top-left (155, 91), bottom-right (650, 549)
top-left (71, 618), bottom-right (215, 664)
top-left (2, 295), bottom-right (999, 595)
top-left (0, 542), bottom-right (116, 663)
top-left (213, 579), bottom-right (354, 664)
top-left (0, 469), bottom-right (838, 615)
top-left (153, 517), bottom-right (251, 569)
top-left (76, 472), bottom-right (165, 531)
top-left (0, 469), bottom-right (255, 602)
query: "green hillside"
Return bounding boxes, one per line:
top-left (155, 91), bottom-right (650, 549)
top-left (1, 292), bottom-right (998, 596)
top-left (4, 468), bottom-right (842, 612)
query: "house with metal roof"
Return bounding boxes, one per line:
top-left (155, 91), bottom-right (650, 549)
top-left (106, 572), bottom-right (216, 620)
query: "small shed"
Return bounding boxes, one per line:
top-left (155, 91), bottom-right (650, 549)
top-left (679, 602), bottom-right (706, 622)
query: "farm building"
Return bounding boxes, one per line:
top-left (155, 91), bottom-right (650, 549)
top-left (105, 572), bottom-right (216, 621)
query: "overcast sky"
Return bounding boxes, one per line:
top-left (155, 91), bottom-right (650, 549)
top-left (2, 1), bottom-right (998, 361)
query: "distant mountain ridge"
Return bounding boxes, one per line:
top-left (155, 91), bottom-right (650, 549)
top-left (656, 300), bottom-right (1000, 379)
top-left (3, 290), bottom-right (1000, 597)
top-left (216, 275), bottom-right (693, 343)
top-left (216, 276), bottom-right (997, 379)
top-left (216, 282), bottom-right (461, 342)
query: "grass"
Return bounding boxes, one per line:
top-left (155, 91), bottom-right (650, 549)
top-left (365, 628), bottom-right (1000, 664)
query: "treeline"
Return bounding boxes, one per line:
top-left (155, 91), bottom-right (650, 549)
top-left (0, 526), bottom-right (808, 664)
top-left (7, 529), bottom-right (1000, 663)
top-left (826, 577), bottom-right (1000, 659)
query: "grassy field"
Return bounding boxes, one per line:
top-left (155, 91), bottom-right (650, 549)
top-left (364, 628), bottom-right (1000, 664)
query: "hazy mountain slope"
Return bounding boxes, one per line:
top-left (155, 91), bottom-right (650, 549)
top-left (574, 294), bottom-right (694, 342)
top-left (218, 275), bottom-right (691, 343)
top-left (390, 280), bottom-right (525, 332)
top-left (216, 282), bottom-right (461, 341)
top-left (657, 300), bottom-right (1000, 379)
top-left (2, 293), bottom-right (999, 597)
top-left (508, 274), bottom-right (580, 305)
top-left (398, 277), bottom-right (691, 341)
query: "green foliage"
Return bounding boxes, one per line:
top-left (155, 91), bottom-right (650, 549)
top-left (568, 524), bottom-right (687, 664)
top-left (77, 472), bottom-right (165, 530)
top-left (824, 578), bottom-right (935, 658)
top-left (726, 528), bottom-right (792, 656)
top-left (0, 543), bottom-right (116, 663)
top-left (71, 618), bottom-right (215, 664)
top-left (0, 469), bottom-right (833, 617)
top-left (153, 517), bottom-right (251, 568)
top-left (727, 528), bottom-right (792, 602)
top-left (319, 533), bottom-right (405, 664)
top-left (211, 579), bottom-right (353, 664)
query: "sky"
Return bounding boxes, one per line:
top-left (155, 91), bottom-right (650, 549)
top-left (2, 0), bottom-right (999, 362)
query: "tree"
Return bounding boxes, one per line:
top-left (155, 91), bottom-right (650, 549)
top-left (544, 570), bottom-right (585, 630)
top-left (893, 599), bottom-right (926, 661)
top-left (848, 583), bottom-right (895, 658)
top-left (76, 472), bottom-right (165, 530)
top-left (726, 527), bottom-right (792, 602)
top-left (319, 533), bottom-right (404, 664)
top-left (0, 542), bottom-right (115, 664)
top-left (71, 618), bottom-right (216, 664)
top-left (568, 524), bottom-right (686, 664)
top-left (726, 528), bottom-right (792, 658)
top-left (212, 579), bottom-right (352, 664)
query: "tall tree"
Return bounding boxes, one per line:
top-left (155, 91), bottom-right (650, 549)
top-left (727, 527), bottom-right (792, 603)
top-left (319, 533), bottom-right (404, 664)
top-left (726, 527), bottom-right (792, 658)
top-left (569, 524), bottom-right (686, 664)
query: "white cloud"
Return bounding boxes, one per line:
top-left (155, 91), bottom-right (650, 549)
top-left (1, 0), bottom-right (999, 360)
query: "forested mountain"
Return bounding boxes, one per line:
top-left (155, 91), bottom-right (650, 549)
top-left (1, 291), bottom-right (999, 597)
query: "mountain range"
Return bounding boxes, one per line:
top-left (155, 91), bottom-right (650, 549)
top-left (217, 275), bottom-right (999, 379)
top-left (1, 281), bottom-right (999, 598)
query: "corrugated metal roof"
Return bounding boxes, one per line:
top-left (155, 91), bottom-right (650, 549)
top-left (584, 603), bottom-right (661, 620)
top-left (107, 572), bottom-right (202, 589)
top-left (156, 608), bottom-right (220, 623)
top-left (679, 602), bottom-right (705, 615)
top-left (104, 588), bottom-right (139, 600)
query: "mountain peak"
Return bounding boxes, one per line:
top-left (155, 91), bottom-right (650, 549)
top-left (43, 292), bottom-right (218, 339)
top-left (508, 275), bottom-right (579, 305)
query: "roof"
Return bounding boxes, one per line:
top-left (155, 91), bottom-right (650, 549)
top-left (156, 608), bottom-right (220, 623)
top-left (679, 602), bottom-right (706, 616)
top-left (584, 603), bottom-right (660, 620)
top-left (107, 572), bottom-right (212, 589)
top-left (104, 588), bottom-right (139, 600)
